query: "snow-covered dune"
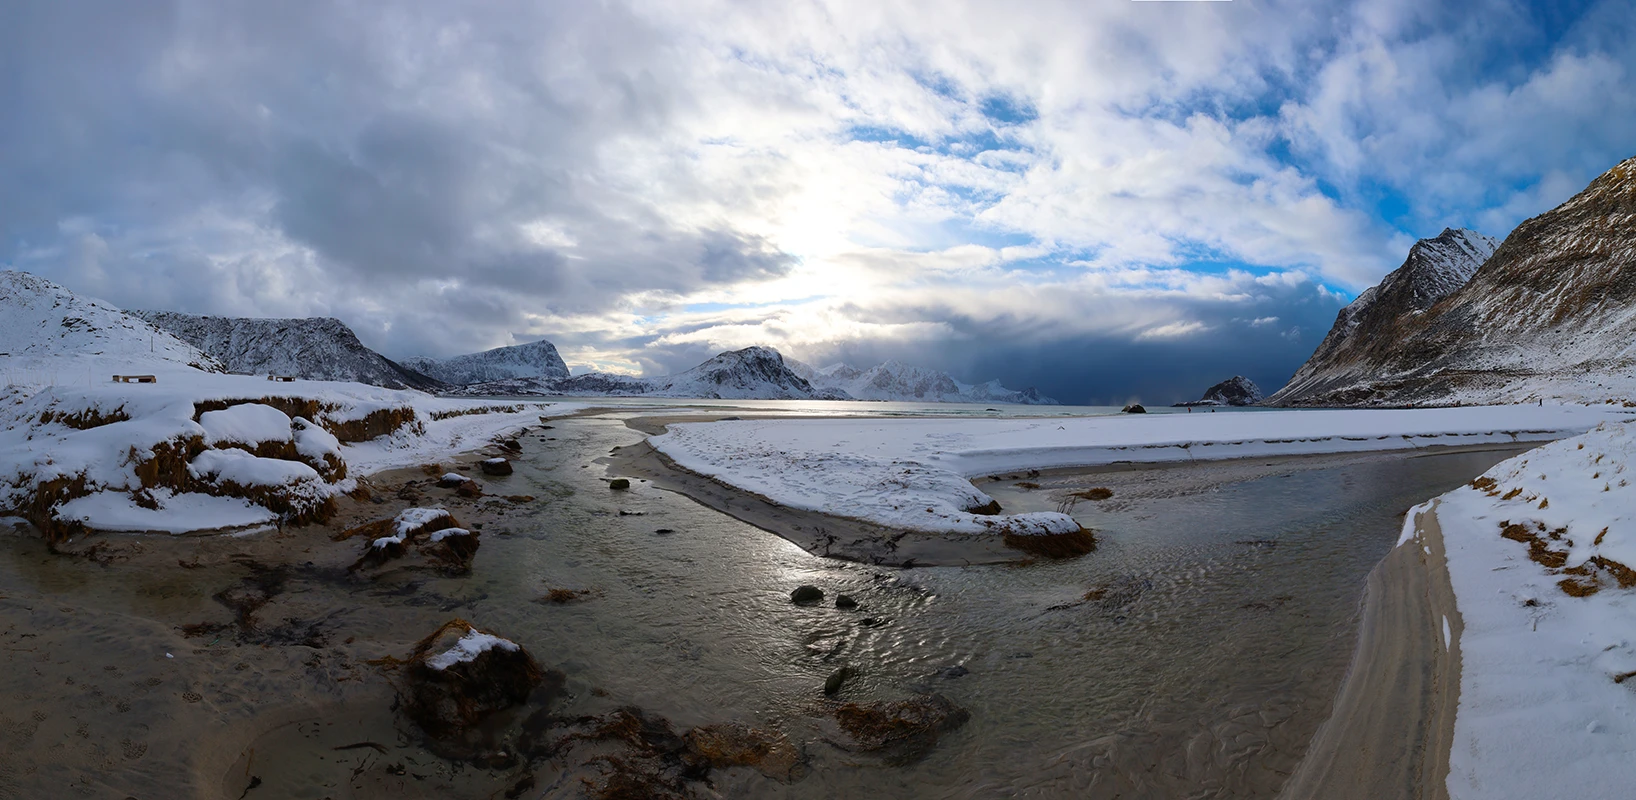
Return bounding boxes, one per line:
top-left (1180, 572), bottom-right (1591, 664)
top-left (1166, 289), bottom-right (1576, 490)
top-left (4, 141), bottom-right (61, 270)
top-left (649, 406), bottom-right (1629, 540)
top-left (1414, 420), bottom-right (1636, 798)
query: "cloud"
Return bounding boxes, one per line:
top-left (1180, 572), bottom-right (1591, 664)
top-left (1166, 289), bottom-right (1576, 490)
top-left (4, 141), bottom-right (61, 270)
top-left (1, 0), bottom-right (1630, 399)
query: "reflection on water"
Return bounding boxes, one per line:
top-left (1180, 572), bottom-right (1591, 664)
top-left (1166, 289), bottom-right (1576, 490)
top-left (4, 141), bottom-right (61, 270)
top-left (457, 421), bottom-right (1520, 797)
top-left (0, 414), bottom-right (1520, 799)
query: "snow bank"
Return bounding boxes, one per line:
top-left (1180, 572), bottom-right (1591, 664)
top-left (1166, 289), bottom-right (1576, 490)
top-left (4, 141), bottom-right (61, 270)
top-left (0, 271), bottom-right (582, 537)
top-left (650, 406), bottom-right (1627, 538)
top-left (198, 403), bottom-right (293, 447)
top-left (425, 627), bottom-right (521, 671)
top-left (1425, 420), bottom-right (1636, 798)
top-left (55, 490), bottom-right (278, 534)
top-left (0, 365), bottom-right (580, 537)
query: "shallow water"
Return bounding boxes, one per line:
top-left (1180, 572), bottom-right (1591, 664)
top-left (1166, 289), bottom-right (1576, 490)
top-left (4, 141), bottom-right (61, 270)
top-left (0, 413), bottom-right (1522, 799)
top-left (438, 418), bottom-right (1521, 797)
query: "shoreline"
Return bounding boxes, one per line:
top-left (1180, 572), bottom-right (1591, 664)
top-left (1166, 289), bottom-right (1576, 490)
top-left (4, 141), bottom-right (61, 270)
top-left (605, 437), bottom-right (1023, 566)
top-left (1277, 500), bottom-right (1461, 799)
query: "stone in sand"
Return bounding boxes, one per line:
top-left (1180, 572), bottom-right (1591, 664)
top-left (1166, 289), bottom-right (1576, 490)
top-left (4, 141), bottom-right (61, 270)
top-left (609, 478), bottom-right (631, 490)
top-left (790, 585), bottom-right (824, 604)
top-left (824, 666), bottom-right (855, 695)
top-left (835, 594), bottom-right (858, 610)
top-left (401, 619), bottom-right (543, 742)
top-left (481, 457), bottom-right (513, 476)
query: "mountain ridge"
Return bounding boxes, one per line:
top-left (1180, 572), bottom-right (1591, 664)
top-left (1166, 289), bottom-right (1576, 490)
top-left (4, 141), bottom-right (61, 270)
top-left (1269, 156), bottom-right (1636, 406)
top-left (135, 311), bottom-right (442, 391)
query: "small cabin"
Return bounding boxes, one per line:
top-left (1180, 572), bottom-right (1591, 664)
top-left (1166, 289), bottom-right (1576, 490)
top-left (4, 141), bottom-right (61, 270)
top-left (111, 375), bottom-right (157, 384)
top-left (267, 375), bottom-right (297, 382)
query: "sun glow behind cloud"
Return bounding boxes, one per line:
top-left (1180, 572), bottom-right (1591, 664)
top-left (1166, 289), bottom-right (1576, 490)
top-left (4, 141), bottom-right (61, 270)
top-left (2, 0), bottom-right (1633, 401)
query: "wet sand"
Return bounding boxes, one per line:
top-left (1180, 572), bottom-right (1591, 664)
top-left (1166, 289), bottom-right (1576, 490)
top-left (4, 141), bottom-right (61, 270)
top-left (0, 410), bottom-right (1507, 799)
top-left (606, 438), bottom-right (1022, 567)
top-left (1277, 500), bottom-right (1460, 800)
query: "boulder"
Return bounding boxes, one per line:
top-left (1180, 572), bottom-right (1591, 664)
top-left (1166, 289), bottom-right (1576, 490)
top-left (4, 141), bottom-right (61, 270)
top-left (608, 478), bottom-right (631, 490)
top-left (480, 457), bottom-right (513, 476)
top-left (684, 723), bottom-right (805, 782)
top-left (346, 508), bottom-right (480, 575)
top-left (401, 619), bottom-right (543, 742)
top-left (834, 594), bottom-right (858, 610)
top-left (823, 666), bottom-right (854, 695)
top-left (436, 472), bottom-right (471, 489)
top-left (790, 585), bottom-right (824, 604)
top-left (1121, 403), bottom-right (1146, 414)
top-left (832, 694), bottom-right (970, 765)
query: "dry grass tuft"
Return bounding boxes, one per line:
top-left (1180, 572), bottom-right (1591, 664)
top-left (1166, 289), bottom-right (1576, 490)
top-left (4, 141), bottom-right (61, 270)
top-left (1071, 487), bottom-right (1115, 501)
top-left (1003, 527), bottom-right (1097, 558)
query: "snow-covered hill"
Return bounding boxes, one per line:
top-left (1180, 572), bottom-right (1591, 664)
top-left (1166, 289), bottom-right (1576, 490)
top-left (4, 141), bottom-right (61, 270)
top-left (1177, 376), bottom-right (1264, 407)
top-left (136, 311), bottom-right (441, 391)
top-left (788, 359), bottom-right (1059, 404)
top-left (402, 340), bottom-right (569, 386)
top-left (1269, 156), bottom-right (1636, 407)
top-left (0, 270), bottom-right (224, 375)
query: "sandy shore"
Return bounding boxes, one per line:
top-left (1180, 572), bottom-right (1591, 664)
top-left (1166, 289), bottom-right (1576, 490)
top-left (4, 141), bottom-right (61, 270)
top-left (1277, 499), bottom-right (1461, 799)
top-left (605, 437), bottom-right (1023, 567)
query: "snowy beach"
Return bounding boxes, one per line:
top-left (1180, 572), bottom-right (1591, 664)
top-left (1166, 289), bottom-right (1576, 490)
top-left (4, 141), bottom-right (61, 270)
top-left (645, 405), bottom-right (1628, 560)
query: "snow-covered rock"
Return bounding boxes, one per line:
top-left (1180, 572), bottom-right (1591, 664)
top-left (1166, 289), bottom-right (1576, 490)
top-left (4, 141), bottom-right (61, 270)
top-left (1271, 156), bottom-right (1636, 406)
top-left (787, 358), bottom-right (1059, 405)
top-left (135, 311), bottom-right (441, 391)
top-left (402, 340), bottom-right (570, 386)
top-left (1177, 376), bottom-right (1264, 407)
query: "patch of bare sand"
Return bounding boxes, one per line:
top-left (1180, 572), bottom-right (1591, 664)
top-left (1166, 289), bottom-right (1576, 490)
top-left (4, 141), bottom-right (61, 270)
top-left (1276, 499), bottom-right (1460, 800)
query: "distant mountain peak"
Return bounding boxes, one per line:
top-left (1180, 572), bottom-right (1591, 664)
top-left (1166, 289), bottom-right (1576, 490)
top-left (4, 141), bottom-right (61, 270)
top-left (1269, 227), bottom-right (1497, 405)
top-left (135, 311), bottom-right (439, 391)
top-left (787, 356), bottom-right (1059, 405)
top-left (403, 339), bottom-right (570, 386)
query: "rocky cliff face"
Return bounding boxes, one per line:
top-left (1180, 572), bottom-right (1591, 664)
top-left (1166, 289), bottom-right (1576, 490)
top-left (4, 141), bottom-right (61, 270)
top-left (1268, 228), bottom-right (1497, 405)
top-left (1269, 157), bottom-right (1636, 406)
top-left (401, 340), bottom-right (570, 387)
top-left (135, 311), bottom-right (440, 391)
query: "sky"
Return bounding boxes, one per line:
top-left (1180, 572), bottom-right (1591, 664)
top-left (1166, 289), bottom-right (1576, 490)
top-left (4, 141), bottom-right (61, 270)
top-left (3, 0), bottom-right (1633, 405)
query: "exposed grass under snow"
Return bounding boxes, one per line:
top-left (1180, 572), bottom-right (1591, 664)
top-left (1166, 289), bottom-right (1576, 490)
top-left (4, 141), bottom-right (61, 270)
top-left (0, 363), bottom-right (579, 539)
top-left (1422, 420), bottom-right (1636, 798)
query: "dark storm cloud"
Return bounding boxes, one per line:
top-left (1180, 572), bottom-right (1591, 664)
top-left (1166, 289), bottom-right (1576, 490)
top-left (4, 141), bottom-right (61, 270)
top-left (0, 0), bottom-right (792, 358)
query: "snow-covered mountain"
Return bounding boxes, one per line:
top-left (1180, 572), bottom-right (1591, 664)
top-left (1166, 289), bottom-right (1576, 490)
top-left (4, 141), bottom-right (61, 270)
top-left (1269, 156), bottom-right (1636, 406)
top-left (787, 359), bottom-right (1059, 405)
top-left (652, 346), bottom-right (843, 399)
top-left (0, 271), bottom-right (223, 373)
top-left (448, 346), bottom-right (846, 400)
top-left (1178, 376), bottom-right (1264, 407)
top-left (1268, 228), bottom-right (1498, 406)
top-left (136, 311), bottom-right (441, 391)
top-left (401, 340), bottom-right (569, 386)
